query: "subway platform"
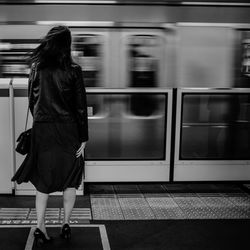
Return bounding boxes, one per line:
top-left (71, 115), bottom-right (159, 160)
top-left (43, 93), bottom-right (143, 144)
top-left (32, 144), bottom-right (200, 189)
top-left (0, 183), bottom-right (249, 250)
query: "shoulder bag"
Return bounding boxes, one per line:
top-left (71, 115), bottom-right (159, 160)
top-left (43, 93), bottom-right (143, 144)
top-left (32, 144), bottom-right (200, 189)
top-left (15, 64), bottom-right (37, 155)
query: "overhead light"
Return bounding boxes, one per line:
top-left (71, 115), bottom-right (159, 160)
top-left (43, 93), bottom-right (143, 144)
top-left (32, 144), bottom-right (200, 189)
top-left (35, 0), bottom-right (117, 3)
top-left (37, 21), bottom-right (114, 26)
top-left (181, 2), bottom-right (250, 7)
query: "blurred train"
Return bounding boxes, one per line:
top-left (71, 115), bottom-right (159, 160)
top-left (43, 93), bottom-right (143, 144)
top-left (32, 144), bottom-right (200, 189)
top-left (0, 1), bottom-right (250, 87)
top-left (0, 1), bottom-right (250, 194)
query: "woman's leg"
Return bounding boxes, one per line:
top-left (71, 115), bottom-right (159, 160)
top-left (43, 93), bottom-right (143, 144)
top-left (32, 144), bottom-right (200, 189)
top-left (35, 190), bottom-right (50, 239)
top-left (63, 187), bottom-right (76, 225)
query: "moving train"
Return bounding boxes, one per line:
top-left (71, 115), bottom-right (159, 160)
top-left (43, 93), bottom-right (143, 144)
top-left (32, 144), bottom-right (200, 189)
top-left (0, 1), bottom-right (250, 194)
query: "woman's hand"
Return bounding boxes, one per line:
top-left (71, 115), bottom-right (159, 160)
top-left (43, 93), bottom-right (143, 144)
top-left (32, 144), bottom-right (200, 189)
top-left (76, 142), bottom-right (86, 158)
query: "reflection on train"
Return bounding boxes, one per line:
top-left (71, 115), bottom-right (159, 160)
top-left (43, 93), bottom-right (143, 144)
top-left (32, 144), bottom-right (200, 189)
top-left (87, 93), bottom-right (166, 160)
top-left (181, 94), bottom-right (250, 160)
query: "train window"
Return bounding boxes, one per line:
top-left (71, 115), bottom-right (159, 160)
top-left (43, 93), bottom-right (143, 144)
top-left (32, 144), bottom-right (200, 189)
top-left (180, 94), bottom-right (250, 160)
top-left (72, 34), bottom-right (103, 87)
top-left (0, 39), bottom-right (39, 77)
top-left (85, 93), bottom-right (167, 160)
top-left (127, 34), bottom-right (161, 88)
top-left (0, 34), bottom-right (104, 84)
top-left (241, 38), bottom-right (250, 76)
top-left (234, 30), bottom-right (250, 87)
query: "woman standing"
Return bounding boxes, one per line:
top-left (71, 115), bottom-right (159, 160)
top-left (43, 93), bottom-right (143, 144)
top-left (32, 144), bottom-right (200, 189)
top-left (11, 26), bottom-right (89, 246)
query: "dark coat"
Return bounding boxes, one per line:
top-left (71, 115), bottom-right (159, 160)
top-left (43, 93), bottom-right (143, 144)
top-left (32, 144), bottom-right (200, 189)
top-left (28, 63), bottom-right (88, 142)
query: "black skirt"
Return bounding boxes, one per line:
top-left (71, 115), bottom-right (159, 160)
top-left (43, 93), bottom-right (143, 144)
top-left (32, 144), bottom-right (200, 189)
top-left (11, 121), bottom-right (85, 194)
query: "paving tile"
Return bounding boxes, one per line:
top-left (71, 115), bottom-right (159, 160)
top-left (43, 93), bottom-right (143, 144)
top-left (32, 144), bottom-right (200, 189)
top-left (172, 196), bottom-right (217, 219)
top-left (91, 196), bottom-right (124, 220)
top-left (187, 184), bottom-right (218, 193)
top-left (146, 197), bottom-right (185, 219)
top-left (138, 184), bottom-right (166, 193)
top-left (86, 184), bottom-right (115, 194)
top-left (118, 197), bottom-right (155, 220)
top-left (143, 193), bottom-right (171, 198)
top-left (211, 184), bottom-right (243, 193)
top-left (198, 194), bottom-right (249, 219)
top-left (114, 185), bottom-right (141, 194)
top-left (162, 184), bottom-right (192, 193)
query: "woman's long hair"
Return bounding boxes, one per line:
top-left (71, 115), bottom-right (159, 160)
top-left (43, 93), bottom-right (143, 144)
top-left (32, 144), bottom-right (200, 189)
top-left (30, 25), bottom-right (73, 69)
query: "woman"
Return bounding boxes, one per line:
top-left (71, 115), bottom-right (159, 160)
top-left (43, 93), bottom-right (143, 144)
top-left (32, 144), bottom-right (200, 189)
top-left (11, 26), bottom-right (88, 246)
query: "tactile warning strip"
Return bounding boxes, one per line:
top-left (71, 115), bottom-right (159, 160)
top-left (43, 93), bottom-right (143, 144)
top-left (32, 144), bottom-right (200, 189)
top-left (29, 208), bottom-right (60, 220)
top-left (0, 208), bottom-right (91, 223)
top-left (61, 208), bottom-right (91, 220)
top-left (172, 195), bottom-right (217, 219)
top-left (90, 193), bottom-right (250, 220)
top-left (0, 208), bottom-right (29, 219)
top-left (146, 197), bottom-right (185, 219)
top-left (225, 194), bottom-right (250, 217)
top-left (117, 195), bottom-right (155, 220)
top-left (28, 208), bottom-right (92, 220)
top-left (198, 193), bottom-right (249, 219)
top-left (91, 194), bottom-right (124, 220)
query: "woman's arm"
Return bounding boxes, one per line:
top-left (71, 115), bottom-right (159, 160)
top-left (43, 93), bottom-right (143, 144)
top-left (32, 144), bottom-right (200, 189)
top-left (73, 65), bottom-right (89, 143)
top-left (28, 63), bottom-right (37, 117)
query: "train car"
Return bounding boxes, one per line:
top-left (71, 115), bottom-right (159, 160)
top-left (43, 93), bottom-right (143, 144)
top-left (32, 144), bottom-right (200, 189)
top-left (0, 0), bottom-right (250, 194)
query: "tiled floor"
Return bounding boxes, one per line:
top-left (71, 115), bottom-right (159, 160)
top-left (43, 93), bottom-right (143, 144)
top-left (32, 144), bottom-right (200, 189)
top-left (0, 184), bottom-right (249, 223)
top-left (90, 184), bottom-right (250, 220)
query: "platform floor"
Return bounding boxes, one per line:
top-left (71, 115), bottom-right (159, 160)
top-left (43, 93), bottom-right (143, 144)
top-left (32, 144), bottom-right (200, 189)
top-left (90, 184), bottom-right (250, 220)
top-left (0, 184), bottom-right (249, 249)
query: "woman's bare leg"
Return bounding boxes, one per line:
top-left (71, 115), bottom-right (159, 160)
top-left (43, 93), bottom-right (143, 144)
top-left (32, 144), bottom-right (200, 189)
top-left (63, 188), bottom-right (76, 225)
top-left (35, 190), bottom-right (50, 239)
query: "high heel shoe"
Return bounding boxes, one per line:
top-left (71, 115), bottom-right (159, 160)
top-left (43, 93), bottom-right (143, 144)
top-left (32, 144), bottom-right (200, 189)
top-left (33, 228), bottom-right (53, 247)
top-left (60, 223), bottom-right (71, 240)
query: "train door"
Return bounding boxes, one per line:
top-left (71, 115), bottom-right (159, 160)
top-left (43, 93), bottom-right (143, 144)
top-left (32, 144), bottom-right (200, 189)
top-left (87, 29), bottom-right (171, 181)
top-left (78, 28), bottom-right (172, 182)
top-left (174, 88), bottom-right (250, 181)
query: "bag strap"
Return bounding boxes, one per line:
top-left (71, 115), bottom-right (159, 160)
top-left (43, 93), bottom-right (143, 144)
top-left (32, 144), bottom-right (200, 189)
top-left (24, 101), bottom-right (29, 131)
top-left (25, 63), bottom-right (37, 131)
